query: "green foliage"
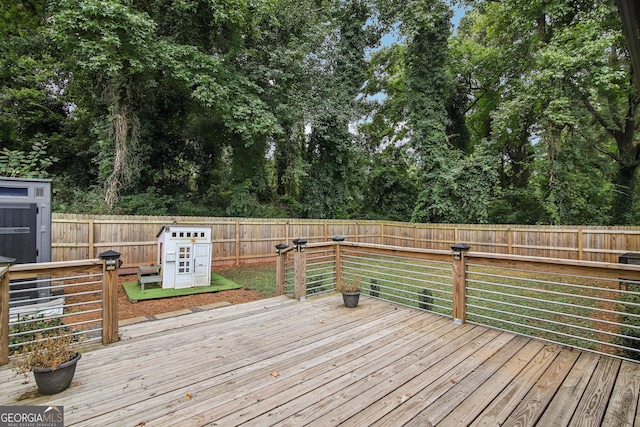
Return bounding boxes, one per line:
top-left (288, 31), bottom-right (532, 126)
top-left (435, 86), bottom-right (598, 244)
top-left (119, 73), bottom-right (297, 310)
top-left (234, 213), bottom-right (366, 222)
top-left (412, 141), bottom-right (498, 223)
top-left (52, 182), bottom-right (108, 214)
top-left (441, 0), bottom-right (637, 225)
top-left (53, 0), bottom-right (158, 78)
top-left (9, 314), bottom-right (66, 347)
top-left (618, 285), bottom-right (640, 360)
top-left (116, 187), bottom-right (173, 216)
top-left (0, 141), bottom-right (57, 178)
top-left (531, 131), bottom-right (614, 225)
top-left (3, 0), bottom-right (639, 224)
top-left (360, 146), bottom-right (418, 221)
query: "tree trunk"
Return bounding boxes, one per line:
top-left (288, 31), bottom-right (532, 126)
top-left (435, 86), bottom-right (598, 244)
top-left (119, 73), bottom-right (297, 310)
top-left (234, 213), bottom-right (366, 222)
top-left (611, 106), bottom-right (640, 225)
top-left (612, 164), bottom-right (638, 225)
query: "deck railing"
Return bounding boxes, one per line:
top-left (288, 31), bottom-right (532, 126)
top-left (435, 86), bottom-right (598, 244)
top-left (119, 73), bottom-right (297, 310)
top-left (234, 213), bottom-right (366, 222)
top-left (0, 252), bottom-right (121, 365)
top-left (276, 239), bottom-right (640, 362)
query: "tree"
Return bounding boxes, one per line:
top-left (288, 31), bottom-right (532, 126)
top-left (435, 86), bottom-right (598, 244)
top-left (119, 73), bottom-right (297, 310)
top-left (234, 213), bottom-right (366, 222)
top-left (360, 146), bottom-right (419, 221)
top-left (0, 1), bottom-right (67, 164)
top-left (53, 0), bottom-right (159, 208)
top-left (452, 0), bottom-right (638, 225)
top-left (301, 0), bottom-right (374, 218)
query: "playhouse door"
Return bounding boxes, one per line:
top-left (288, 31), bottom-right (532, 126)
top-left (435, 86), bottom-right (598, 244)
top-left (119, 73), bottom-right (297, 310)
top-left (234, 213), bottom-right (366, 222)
top-left (193, 244), bottom-right (210, 287)
top-left (174, 245), bottom-right (193, 289)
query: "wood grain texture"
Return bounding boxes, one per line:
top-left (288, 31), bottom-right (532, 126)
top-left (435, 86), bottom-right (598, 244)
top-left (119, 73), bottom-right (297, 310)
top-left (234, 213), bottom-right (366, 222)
top-left (52, 213), bottom-right (640, 265)
top-left (1, 294), bottom-right (639, 427)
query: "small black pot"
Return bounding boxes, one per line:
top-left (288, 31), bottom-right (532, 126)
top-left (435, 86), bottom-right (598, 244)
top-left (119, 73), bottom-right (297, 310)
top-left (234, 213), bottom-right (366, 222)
top-left (33, 352), bottom-right (81, 395)
top-left (342, 292), bottom-right (360, 308)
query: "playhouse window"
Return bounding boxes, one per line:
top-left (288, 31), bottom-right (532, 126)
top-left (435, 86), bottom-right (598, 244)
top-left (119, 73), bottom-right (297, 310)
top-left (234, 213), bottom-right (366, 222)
top-left (178, 246), bottom-right (191, 273)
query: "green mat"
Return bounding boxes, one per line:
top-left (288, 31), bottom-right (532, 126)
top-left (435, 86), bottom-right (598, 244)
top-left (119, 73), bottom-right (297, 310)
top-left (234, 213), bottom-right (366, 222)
top-left (123, 272), bottom-right (242, 302)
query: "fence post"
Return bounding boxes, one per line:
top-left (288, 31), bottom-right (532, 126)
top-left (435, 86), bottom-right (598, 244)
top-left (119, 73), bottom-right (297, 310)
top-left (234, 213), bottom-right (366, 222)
top-left (99, 250), bottom-right (121, 344)
top-left (0, 256), bottom-right (16, 366)
top-left (578, 227), bottom-right (584, 260)
top-left (292, 239), bottom-right (307, 301)
top-left (275, 244), bottom-right (289, 296)
top-left (332, 236), bottom-right (345, 290)
top-left (451, 243), bottom-right (470, 325)
top-left (235, 220), bottom-right (240, 266)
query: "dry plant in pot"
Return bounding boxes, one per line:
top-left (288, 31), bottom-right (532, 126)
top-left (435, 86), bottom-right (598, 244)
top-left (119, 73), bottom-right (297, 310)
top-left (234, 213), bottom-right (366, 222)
top-left (337, 276), bottom-right (361, 308)
top-left (13, 327), bottom-right (82, 395)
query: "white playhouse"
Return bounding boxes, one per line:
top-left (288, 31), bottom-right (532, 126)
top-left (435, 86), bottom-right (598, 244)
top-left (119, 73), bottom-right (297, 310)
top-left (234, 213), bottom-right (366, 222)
top-left (156, 225), bottom-right (212, 289)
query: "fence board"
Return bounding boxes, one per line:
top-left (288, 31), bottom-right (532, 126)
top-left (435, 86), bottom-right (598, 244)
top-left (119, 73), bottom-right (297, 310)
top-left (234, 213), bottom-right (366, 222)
top-left (49, 214), bottom-right (640, 267)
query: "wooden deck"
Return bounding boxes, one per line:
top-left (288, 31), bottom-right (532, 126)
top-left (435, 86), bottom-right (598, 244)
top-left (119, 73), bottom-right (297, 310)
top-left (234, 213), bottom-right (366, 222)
top-left (3, 294), bottom-right (640, 426)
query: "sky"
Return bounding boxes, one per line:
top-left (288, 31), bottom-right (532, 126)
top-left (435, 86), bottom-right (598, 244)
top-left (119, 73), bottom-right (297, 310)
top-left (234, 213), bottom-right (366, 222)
top-left (379, 3), bottom-right (467, 47)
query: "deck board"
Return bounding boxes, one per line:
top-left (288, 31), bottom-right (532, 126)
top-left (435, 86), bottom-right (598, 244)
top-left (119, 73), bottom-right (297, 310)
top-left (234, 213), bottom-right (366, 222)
top-left (2, 294), bottom-right (640, 426)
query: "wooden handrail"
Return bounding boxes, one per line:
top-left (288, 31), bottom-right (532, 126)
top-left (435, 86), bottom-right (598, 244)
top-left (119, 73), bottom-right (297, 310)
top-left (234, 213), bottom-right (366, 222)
top-left (466, 251), bottom-right (640, 281)
top-left (1, 257), bottom-right (121, 365)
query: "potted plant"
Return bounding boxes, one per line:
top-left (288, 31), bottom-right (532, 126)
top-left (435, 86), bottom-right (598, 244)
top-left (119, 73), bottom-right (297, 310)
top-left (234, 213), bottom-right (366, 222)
top-left (337, 276), bottom-right (361, 308)
top-left (13, 327), bottom-right (82, 395)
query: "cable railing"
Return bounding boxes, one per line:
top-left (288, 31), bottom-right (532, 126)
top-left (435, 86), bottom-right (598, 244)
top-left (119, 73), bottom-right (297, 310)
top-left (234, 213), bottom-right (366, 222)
top-left (0, 253), bottom-right (122, 365)
top-left (305, 248), bottom-right (335, 296)
top-left (275, 239), bottom-right (640, 362)
top-left (9, 273), bottom-right (105, 351)
top-left (340, 248), bottom-right (453, 316)
top-left (284, 258), bottom-right (295, 295)
top-left (465, 260), bottom-right (640, 360)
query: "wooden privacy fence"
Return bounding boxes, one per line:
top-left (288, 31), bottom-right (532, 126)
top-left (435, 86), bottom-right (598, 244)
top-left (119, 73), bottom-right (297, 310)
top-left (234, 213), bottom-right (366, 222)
top-left (51, 213), bottom-right (640, 267)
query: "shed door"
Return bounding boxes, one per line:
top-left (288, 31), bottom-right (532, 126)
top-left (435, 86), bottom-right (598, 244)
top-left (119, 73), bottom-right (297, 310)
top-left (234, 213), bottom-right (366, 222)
top-left (0, 203), bottom-right (37, 264)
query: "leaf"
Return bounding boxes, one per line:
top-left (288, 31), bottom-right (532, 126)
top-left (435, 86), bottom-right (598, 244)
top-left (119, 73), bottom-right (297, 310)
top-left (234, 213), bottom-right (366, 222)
top-left (271, 371), bottom-right (279, 377)
top-left (185, 393), bottom-right (192, 400)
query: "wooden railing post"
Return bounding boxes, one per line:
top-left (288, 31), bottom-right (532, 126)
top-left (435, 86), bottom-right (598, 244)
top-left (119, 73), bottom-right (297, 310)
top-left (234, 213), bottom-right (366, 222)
top-left (451, 243), bottom-right (470, 325)
top-left (0, 256), bottom-right (16, 366)
top-left (292, 239), bottom-right (307, 301)
top-left (99, 250), bottom-right (121, 344)
top-left (275, 244), bottom-right (289, 296)
top-left (332, 236), bottom-right (345, 290)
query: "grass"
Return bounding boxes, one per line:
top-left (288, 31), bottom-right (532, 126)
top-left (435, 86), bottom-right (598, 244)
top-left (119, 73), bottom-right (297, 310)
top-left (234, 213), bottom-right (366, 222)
top-left (214, 263), bottom-right (277, 297)
top-left (123, 272), bottom-right (242, 302)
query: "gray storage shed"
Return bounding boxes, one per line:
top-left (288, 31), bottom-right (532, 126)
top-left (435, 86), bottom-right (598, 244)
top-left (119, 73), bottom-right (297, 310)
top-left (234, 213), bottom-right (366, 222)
top-left (0, 177), bottom-right (53, 307)
top-left (0, 177), bottom-right (52, 264)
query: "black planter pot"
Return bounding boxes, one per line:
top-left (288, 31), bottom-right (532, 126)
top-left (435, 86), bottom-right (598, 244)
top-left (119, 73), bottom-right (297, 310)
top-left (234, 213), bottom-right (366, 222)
top-left (33, 352), bottom-right (81, 395)
top-left (342, 292), bottom-right (360, 308)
